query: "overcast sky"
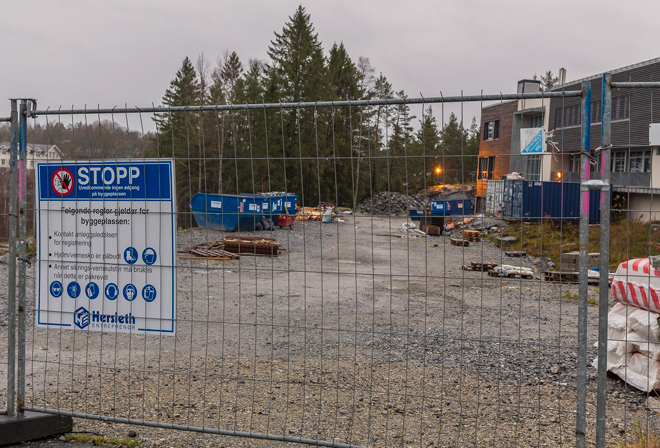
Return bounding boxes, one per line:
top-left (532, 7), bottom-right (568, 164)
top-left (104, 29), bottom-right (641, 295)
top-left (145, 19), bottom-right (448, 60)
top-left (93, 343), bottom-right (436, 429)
top-left (1, 0), bottom-right (658, 131)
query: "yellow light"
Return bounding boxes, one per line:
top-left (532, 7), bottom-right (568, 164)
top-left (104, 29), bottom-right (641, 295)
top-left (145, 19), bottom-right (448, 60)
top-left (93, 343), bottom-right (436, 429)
top-left (557, 172), bottom-right (562, 179)
top-left (436, 167), bottom-right (441, 174)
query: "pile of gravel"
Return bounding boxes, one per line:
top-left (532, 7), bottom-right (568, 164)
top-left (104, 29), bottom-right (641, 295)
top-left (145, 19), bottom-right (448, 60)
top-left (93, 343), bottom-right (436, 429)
top-left (356, 192), bottom-right (424, 216)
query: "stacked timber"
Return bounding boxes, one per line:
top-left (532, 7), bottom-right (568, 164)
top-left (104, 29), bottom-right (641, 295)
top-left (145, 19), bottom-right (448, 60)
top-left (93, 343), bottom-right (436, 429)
top-left (220, 236), bottom-right (280, 257)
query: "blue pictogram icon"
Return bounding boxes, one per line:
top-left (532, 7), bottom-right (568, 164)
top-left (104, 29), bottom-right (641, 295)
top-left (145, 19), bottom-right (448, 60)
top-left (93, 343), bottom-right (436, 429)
top-left (105, 283), bottom-right (119, 300)
top-left (67, 281), bottom-right (81, 298)
top-left (123, 284), bottom-right (137, 301)
top-left (74, 306), bottom-right (90, 329)
top-left (50, 281), bottom-right (63, 298)
top-left (124, 247), bottom-right (138, 264)
top-left (142, 247), bottom-right (157, 265)
top-left (142, 285), bottom-right (157, 302)
top-left (85, 282), bottom-right (99, 299)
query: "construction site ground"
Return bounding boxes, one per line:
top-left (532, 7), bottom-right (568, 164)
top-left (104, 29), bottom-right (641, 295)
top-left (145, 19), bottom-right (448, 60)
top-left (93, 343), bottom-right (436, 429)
top-left (0, 215), bottom-right (650, 447)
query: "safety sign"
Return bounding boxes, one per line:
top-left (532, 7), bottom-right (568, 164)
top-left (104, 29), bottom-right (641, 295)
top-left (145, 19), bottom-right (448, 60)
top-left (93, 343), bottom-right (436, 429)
top-left (36, 160), bottom-right (177, 334)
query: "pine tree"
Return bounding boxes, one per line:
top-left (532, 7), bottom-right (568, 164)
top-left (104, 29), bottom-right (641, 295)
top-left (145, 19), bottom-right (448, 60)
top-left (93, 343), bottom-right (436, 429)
top-left (415, 107), bottom-right (441, 190)
top-left (150, 57), bottom-right (200, 227)
top-left (440, 112), bottom-right (465, 183)
top-left (266, 5), bottom-right (329, 205)
top-left (387, 91), bottom-right (415, 193)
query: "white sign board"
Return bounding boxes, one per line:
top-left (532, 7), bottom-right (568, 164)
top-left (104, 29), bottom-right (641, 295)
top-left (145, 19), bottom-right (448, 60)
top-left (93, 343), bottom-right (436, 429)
top-left (650, 123), bottom-right (660, 146)
top-left (35, 160), bottom-right (177, 334)
top-left (521, 127), bottom-right (545, 154)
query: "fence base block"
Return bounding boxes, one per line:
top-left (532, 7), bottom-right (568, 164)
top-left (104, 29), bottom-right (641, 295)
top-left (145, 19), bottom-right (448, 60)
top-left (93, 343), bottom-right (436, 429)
top-left (0, 411), bottom-right (73, 446)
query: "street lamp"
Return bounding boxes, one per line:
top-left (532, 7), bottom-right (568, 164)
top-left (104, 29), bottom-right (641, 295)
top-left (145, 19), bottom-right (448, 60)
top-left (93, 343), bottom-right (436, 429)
top-left (435, 166), bottom-right (441, 185)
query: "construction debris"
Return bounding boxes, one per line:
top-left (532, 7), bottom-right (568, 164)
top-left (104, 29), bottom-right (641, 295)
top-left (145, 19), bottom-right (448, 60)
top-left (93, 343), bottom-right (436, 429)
top-left (488, 265), bottom-right (534, 279)
top-left (505, 251), bottom-right (527, 257)
top-left (179, 242), bottom-right (240, 260)
top-left (402, 222), bottom-right (427, 237)
top-left (451, 238), bottom-right (469, 247)
top-left (462, 261), bottom-right (498, 272)
top-left (356, 192), bottom-right (424, 216)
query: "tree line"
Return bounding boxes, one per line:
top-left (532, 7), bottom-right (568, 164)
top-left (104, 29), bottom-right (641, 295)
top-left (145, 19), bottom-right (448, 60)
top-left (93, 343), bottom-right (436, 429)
top-left (148, 5), bottom-right (480, 219)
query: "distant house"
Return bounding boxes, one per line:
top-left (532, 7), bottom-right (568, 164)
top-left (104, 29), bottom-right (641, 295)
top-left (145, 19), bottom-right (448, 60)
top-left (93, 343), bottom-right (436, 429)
top-left (0, 142), bottom-right (63, 169)
top-left (477, 57), bottom-right (660, 220)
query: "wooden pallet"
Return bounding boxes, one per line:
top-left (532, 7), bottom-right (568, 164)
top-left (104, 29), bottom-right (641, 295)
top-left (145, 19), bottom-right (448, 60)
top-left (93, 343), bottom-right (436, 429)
top-left (463, 230), bottom-right (481, 242)
top-left (451, 238), bottom-right (469, 247)
top-left (543, 271), bottom-right (579, 283)
top-left (505, 250), bottom-right (527, 257)
top-left (462, 261), bottom-right (498, 272)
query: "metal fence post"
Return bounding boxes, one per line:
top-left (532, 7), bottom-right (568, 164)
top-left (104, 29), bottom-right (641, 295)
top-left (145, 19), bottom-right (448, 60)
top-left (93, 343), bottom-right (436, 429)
top-left (6, 100), bottom-right (18, 417)
top-left (16, 100), bottom-right (29, 416)
top-left (595, 72), bottom-right (612, 448)
top-left (577, 80), bottom-right (592, 448)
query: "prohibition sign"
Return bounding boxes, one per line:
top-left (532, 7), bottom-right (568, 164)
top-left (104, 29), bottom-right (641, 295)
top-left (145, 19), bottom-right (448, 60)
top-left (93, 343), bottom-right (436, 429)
top-left (51, 168), bottom-right (74, 196)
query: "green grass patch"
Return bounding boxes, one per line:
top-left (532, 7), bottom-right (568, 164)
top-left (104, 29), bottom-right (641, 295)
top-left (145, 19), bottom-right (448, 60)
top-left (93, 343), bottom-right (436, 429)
top-left (491, 218), bottom-right (659, 271)
top-left (65, 433), bottom-right (140, 447)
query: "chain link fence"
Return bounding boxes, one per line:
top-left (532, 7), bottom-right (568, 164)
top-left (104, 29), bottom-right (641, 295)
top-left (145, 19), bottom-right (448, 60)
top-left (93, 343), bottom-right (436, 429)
top-left (0, 80), bottom-right (659, 447)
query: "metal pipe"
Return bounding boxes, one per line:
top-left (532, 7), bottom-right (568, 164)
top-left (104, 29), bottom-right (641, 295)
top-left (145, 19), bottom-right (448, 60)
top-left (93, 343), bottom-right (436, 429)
top-left (31, 91), bottom-right (583, 116)
top-left (596, 72), bottom-right (612, 448)
top-left (17, 100), bottom-right (28, 416)
top-left (610, 81), bottom-right (660, 89)
top-left (576, 80), bottom-right (592, 448)
top-left (5, 100), bottom-right (18, 416)
top-left (24, 407), bottom-right (369, 448)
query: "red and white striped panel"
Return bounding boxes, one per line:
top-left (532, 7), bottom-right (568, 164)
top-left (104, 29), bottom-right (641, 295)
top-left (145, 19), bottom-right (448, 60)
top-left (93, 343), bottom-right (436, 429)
top-left (612, 258), bottom-right (660, 313)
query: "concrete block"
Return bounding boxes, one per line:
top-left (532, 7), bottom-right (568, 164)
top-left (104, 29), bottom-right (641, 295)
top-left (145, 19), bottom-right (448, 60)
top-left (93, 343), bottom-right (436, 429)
top-left (0, 411), bottom-right (72, 446)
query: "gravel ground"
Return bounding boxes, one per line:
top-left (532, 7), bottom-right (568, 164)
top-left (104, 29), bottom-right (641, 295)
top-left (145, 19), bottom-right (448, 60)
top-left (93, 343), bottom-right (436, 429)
top-left (0, 215), bottom-right (655, 447)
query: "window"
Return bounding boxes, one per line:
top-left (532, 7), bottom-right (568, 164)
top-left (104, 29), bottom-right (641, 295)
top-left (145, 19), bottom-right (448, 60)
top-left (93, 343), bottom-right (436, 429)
top-left (612, 151), bottom-right (627, 172)
top-left (482, 121), bottom-right (500, 141)
top-left (629, 150), bottom-right (651, 173)
top-left (524, 155), bottom-right (541, 180)
top-left (613, 96), bottom-right (630, 120)
top-left (529, 115), bottom-right (543, 128)
top-left (555, 105), bottom-right (581, 128)
top-left (478, 156), bottom-right (495, 180)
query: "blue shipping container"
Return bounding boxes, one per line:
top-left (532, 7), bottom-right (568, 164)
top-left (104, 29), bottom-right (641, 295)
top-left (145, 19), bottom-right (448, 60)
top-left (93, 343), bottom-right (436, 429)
top-left (501, 180), bottom-right (607, 223)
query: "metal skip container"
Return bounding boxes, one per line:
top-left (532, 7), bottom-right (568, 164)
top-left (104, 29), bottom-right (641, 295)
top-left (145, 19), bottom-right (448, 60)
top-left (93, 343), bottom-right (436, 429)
top-left (188, 193), bottom-right (264, 232)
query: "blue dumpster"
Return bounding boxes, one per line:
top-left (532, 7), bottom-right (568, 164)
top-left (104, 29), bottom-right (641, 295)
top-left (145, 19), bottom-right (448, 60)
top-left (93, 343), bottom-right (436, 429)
top-left (189, 193), bottom-right (264, 232)
top-left (259, 194), bottom-right (298, 218)
top-left (408, 209), bottom-right (430, 221)
top-left (430, 199), bottom-right (473, 216)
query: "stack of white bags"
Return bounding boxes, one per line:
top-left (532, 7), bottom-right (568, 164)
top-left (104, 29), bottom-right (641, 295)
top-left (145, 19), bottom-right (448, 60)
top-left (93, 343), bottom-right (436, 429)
top-left (596, 258), bottom-right (660, 391)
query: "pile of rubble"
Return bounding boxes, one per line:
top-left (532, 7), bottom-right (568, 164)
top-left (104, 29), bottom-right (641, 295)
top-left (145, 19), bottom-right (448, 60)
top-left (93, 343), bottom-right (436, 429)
top-left (356, 192), bottom-right (423, 216)
top-left (415, 185), bottom-right (476, 203)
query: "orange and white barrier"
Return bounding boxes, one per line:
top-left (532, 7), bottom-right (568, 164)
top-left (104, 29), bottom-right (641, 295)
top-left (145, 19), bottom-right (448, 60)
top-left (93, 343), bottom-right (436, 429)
top-left (611, 258), bottom-right (660, 313)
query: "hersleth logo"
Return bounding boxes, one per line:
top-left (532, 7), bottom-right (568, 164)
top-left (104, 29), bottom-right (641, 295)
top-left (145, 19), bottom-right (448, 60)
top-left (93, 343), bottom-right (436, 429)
top-left (74, 306), bottom-right (90, 329)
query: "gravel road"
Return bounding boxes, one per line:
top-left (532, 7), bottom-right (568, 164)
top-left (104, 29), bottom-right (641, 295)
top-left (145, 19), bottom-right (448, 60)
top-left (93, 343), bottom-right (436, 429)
top-left (0, 215), bottom-right (653, 447)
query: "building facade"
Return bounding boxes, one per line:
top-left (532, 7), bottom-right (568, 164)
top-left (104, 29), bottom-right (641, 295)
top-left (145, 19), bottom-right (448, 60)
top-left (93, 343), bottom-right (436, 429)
top-left (0, 143), bottom-right (63, 169)
top-left (478, 57), bottom-right (660, 220)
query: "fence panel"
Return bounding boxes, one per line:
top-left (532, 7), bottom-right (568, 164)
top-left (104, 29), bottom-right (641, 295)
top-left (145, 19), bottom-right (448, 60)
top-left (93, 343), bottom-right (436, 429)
top-left (2, 88), bottom-right (646, 447)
